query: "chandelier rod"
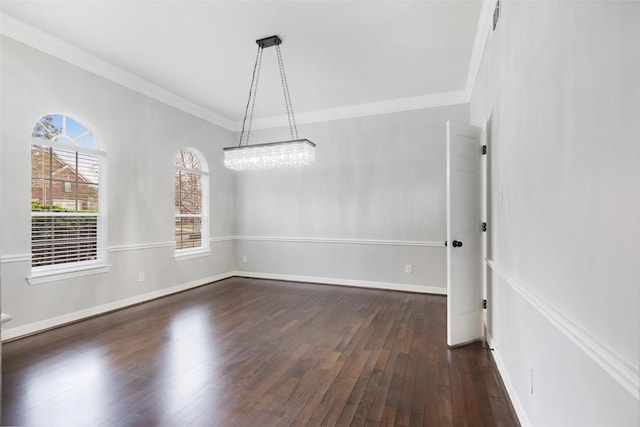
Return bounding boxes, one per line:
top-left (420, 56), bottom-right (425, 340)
top-left (244, 47), bottom-right (263, 147)
top-left (237, 35), bottom-right (302, 147)
top-left (275, 44), bottom-right (298, 140)
top-left (238, 44), bottom-right (263, 147)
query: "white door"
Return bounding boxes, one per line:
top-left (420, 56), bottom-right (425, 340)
top-left (446, 121), bottom-right (483, 347)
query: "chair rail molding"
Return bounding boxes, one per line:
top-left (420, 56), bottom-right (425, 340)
top-left (487, 259), bottom-right (639, 400)
top-left (0, 253), bottom-right (31, 264)
top-left (108, 242), bottom-right (175, 253)
top-left (235, 235), bottom-right (445, 247)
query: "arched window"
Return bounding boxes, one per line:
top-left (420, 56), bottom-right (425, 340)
top-left (175, 148), bottom-right (209, 254)
top-left (31, 114), bottom-right (105, 270)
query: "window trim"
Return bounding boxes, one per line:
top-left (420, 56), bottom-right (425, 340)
top-left (27, 264), bottom-right (112, 286)
top-left (174, 249), bottom-right (212, 262)
top-left (30, 113), bottom-right (107, 274)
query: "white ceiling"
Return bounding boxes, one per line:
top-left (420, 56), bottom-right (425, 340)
top-left (0, 0), bottom-right (485, 128)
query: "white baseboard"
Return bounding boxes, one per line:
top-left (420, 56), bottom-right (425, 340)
top-left (1, 271), bottom-right (234, 342)
top-left (1, 271), bottom-right (445, 341)
top-left (231, 270), bottom-right (447, 295)
top-left (487, 334), bottom-right (531, 427)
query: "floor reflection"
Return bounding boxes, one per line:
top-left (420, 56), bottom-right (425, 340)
top-left (22, 347), bottom-right (110, 426)
top-left (162, 305), bottom-right (220, 417)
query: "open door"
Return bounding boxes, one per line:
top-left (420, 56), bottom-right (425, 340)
top-left (446, 121), bottom-right (483, 347)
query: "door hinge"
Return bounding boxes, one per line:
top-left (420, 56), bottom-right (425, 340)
top-left (483, 299), bottom-right (487, 309)
top-left (482, 145), bottom-right (487, 155)
top-left (482, 222), bottom-right (487, 232)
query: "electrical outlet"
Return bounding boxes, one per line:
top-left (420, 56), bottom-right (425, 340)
top-left (138, 272), bottom-right (145, 282)
top-left (242, 255), bottom-right (247, 263)
top-left (526, 362), bottom-right (533, 394)
top-left (405, 264), bottom-right (412, 274)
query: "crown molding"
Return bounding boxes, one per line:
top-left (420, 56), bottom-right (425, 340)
top-left (0, 12), bottom-right (235, 130)
top-left (464, 0), bottom-right (496, 98)
top-left (237, 0), bottom-right (495, 132)
top-left (1, 6), bottom-right (492, 133)
top-left (239, 90), bottom-right (469, 131)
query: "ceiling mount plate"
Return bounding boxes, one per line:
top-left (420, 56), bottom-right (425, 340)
top-left (256, 35), bottom-right (282, 49)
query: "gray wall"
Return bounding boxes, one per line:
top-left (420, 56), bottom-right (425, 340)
top-left (233, 105), bottom-right (469, 292)
top-left (3, 4), bottom-right (636, 425)
top-left (1, 34), bottom-right (467, 338)
top-left (0, 37), bottom-right (236, 337)
top-left (470, 1), bottom-right (639, 425)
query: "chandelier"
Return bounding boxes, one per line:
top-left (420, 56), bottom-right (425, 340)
top-left (224, 35), bottom-right (316, 171)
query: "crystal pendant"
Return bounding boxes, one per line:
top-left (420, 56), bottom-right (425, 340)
top-left (223, 139), bottom-right (316, 171)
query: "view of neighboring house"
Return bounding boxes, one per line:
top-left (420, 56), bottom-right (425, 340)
top-left (31, 147), bottom-right (97, 212)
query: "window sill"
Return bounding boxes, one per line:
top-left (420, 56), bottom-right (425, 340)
top-left (174, 250), bottom-right (211, 262)
top-left (28, 264), bottom-right (111, 285)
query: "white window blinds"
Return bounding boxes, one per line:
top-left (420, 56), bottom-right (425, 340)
top-left (31, 114), bottom-right (105, 271)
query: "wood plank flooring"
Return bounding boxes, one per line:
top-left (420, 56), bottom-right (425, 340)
top-left (2, 277), bottom-right (519, 426)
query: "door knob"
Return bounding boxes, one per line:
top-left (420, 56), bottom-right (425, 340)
top-left (452, 240), bottom-right (463, 248)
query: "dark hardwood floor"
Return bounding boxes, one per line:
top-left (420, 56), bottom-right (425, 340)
top-left (2, 277), bottom-right (519, 426)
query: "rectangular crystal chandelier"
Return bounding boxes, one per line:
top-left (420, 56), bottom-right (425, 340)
top-left (223, 35), bottom-right (316, 171)
top-left (224, 139), bottom-right (315, 171)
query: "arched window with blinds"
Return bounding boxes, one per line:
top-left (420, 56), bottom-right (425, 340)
top-left (31, 114), bottom-right (106, 271)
